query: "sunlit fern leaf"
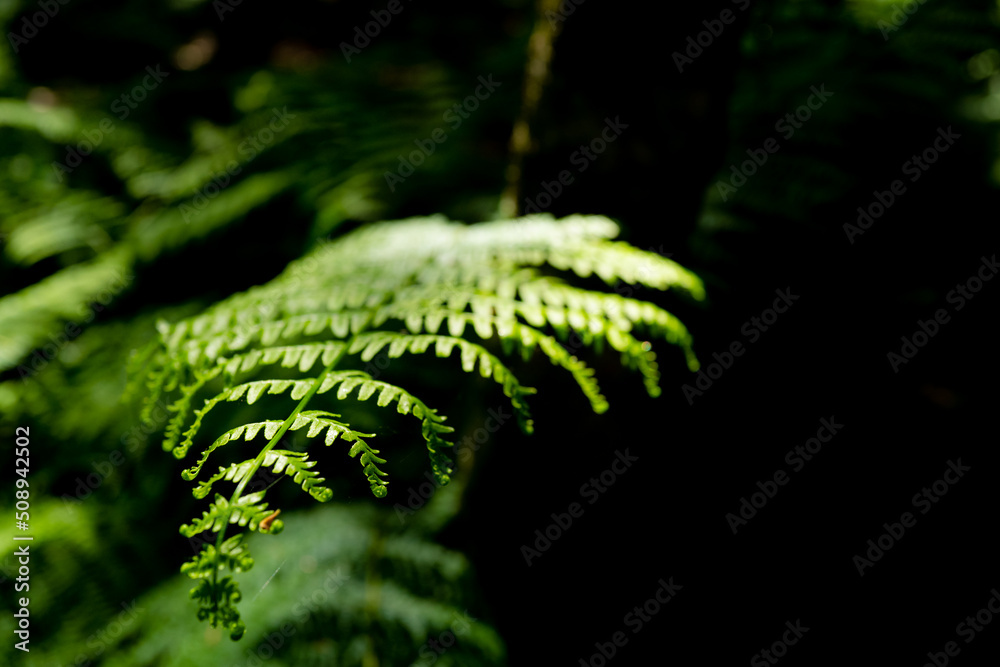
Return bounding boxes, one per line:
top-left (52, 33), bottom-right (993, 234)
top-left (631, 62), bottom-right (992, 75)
top-left (191, 449), bottom-right (329, 502)
top-left (179, 491), bottom-right (275, 537)
top-left (345, 332), bottom-right (537, 433)
top-left (183, 410), bottom-right (380, 499)
top-left (133, 213), bottom-right (703, 641)
top-left (181, 534), bottom-right (255, 579)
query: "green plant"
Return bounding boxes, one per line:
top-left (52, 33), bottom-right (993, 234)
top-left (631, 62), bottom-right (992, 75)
top-left (132, 213), bottom-right (704, 640)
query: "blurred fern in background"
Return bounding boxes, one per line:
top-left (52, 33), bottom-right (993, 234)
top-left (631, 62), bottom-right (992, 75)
top-left (0, 0), bottom-right (526, 662)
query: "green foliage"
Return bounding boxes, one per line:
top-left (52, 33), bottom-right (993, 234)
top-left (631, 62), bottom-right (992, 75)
top-left (8, 501), bottom-right (507, 667)
top-left (133, 213), bottom-right (703, 640)
top-left (0, 48), bottom-right (456, 375)
top-left (693, 0), bottom-right (1000, 268)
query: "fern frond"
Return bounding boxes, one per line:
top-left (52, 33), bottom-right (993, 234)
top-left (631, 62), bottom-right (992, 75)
top-left (379, 282), bottom-right (696, 395)
top-left (220, 340), bottom-right (346, 377)
top-left (182, 409), bottom-right (377, 498)
top-left (520, 279), bottom-right (698, 352)
top-left (173, 376), bottom-right (328, 461)
top-left (375, 304), bottom-right (609, 412)
top-left (179, 491), bottom-right (274, 537)
top-left (315, 371), bottom-right (455, 484)
top-left (192, 449), bottom-right (332, 502)
top-left (163, 366), bottom-right (222, 452)
top-left (179, 313), bottom-right (368, 368)
top-left (188, 575), bottom-right (246, 641)
top-left (546, 239), bottom-right (706, 298)
top-left (133, 214), bottom-right (703, 641)
top-left (348, 332), bottom-right (537, 433)
top-left (138, 345), bottom-right (175, 425)
top-left (181, 534), bottom-right (255, 578)
top-left (182, 419), bottom-right (282, 477)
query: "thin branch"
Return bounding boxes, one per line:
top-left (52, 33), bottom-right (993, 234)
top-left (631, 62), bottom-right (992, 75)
top-left (499, 0), bottom-right (564, 218)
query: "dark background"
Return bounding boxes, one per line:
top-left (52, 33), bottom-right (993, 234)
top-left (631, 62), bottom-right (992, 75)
top-left (462, 1), bottom-right (1000, 664)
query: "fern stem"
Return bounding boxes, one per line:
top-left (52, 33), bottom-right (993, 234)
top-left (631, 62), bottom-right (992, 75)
top-left (211, 340), bottom-right (353, 588)
top-left (498, 0), bottom-right (563, 218)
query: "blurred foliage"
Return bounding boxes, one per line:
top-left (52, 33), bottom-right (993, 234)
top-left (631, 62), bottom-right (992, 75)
top-left (2, 497), bottom-right (506, 667)
top-left (691, 0), bottom-right (1000, 289)
top-left (0, 0), bottom-right (530, 663)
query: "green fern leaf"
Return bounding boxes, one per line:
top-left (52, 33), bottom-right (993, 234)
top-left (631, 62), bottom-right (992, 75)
top-left (179, 491), bottom-right (273, 537)
top-left (133, 214), bottom-right (703, 641)
top-left (181, 409), bottom-right (374, 483)
top-left (192, 449), bottom-right (332, 502)
top-left (347, 332), bottom-right (536, 432)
